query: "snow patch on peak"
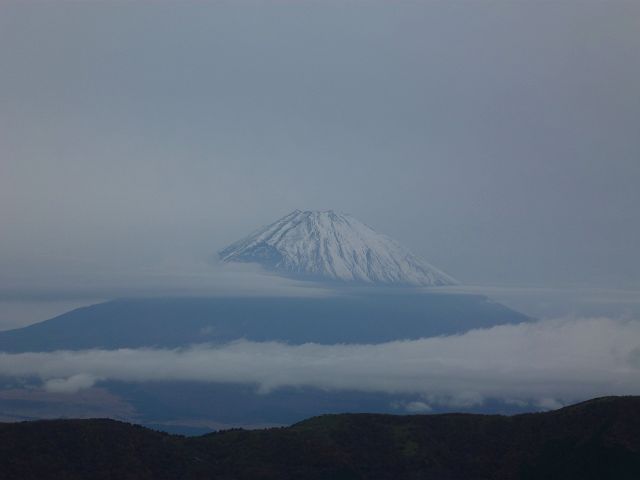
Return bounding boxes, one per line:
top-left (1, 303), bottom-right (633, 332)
top-left (219, 210), bottom-right (457, 286)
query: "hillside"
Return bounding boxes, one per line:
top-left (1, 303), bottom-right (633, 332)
top-left (1, 396), bottom-right (639, 479)
top-left (0, 293), bottom-right (528, 352)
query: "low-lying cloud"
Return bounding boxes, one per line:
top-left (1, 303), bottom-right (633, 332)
top-left (2, 317), bottom-right (640, 407)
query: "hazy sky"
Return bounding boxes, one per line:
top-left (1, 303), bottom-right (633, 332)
top-left (1, 0), bottom-right (639, 305)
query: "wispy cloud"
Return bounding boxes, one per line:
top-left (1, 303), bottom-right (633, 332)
top-left (438, 285), bottom-right (640, 319)
top-left (43, 374), bottom-right (98, 394)
top-left (1, 318), bottom-right (639, 407)
top-left (0, 261), bottom-right (330, 330)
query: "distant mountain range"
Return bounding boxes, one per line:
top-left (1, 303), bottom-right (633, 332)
top-left (2, 396), bottom-right (639, 480)
top-left (219, 210), bottom-right (456, 286)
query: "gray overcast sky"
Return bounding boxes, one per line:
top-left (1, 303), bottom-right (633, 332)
top-left (1, 0), bottom-right (639, 300)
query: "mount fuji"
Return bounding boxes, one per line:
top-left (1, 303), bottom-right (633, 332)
top-left (219, 210), bottom-right (456, 286)
top-left (0, 211), bottom-right (533, 431)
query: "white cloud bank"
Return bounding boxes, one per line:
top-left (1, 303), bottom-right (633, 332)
top-left (2, 317), bottom-right (640, 406)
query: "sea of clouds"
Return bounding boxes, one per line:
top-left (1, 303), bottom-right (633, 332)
top-left (2, 317), bottom-right (640, 409)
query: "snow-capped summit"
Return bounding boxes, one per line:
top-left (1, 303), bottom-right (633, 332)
top-left (219, 210), bottom-right (456, 286)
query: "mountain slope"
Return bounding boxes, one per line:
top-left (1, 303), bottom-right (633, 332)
top-left (1, 396), bottom-right (639, 480)
top-left (219, 210), bottom-right (456, 286)
top-left (0, 294), bottom-right (528, 352)
top-left (0, 294), bottom-right (530, 427)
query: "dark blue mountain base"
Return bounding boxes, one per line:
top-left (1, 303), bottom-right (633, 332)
top-left (0, 292), bottom-right (529, 352)
top-left (0, 293), bottom-right (530, 429)
top-left (105, 381), bottom-right (544, 432)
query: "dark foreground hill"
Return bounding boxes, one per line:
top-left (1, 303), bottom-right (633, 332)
top-left (1, 396), bottom-right (639, 480)
top-left (0, 293), bottom-right (527, 352)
